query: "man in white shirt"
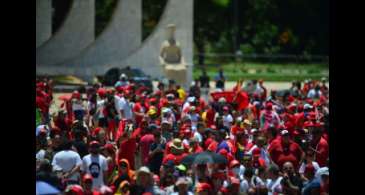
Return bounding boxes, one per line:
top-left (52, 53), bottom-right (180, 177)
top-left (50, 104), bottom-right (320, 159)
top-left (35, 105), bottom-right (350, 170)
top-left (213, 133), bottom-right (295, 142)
top-left (117, 94), bottom-right (133, 120)
top-left (81, 141), bottom-right (108, 190)
top-left (51, 140), bottom-right (82, 184)
top-left (266, 164), bottom-right (283, 195)
top-left (222, 106), bottom-right (233, 128)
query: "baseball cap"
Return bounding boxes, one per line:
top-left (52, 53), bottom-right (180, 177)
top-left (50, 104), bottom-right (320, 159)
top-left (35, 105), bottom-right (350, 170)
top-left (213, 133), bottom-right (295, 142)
top-left (303, 104), bottom-right (313, 110)
top-left (82, 174), bottom-right (93, 182)
top-left (138, 166), bottom-right (151, 175)
top-left (175, 177), bottom-right (190, 186)
top-left (187, 96), bottom-right (196, 102)
top-left (250, 128), bottom-right (259, 134)
top-left (229, 160), bottom-right (240, 169)
top-left (265, 102), bottom-right (273, 110)
top-left (223, 106), bottom-right (229, 111)
top-left (89, 141), bottom-right (100, 147)
top-left (281, 130), bottom-right (290, 136)
top-left (196, 182), bottom-right (212, 192)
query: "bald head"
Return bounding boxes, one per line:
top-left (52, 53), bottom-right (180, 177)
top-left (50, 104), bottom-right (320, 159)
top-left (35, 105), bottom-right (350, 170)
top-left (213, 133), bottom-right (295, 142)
top-left (283, 161), bottom-right (294, 175)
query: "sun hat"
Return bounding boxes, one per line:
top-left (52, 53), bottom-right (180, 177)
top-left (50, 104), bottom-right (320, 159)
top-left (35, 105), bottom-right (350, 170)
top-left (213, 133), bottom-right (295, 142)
top-left (171, 138), bottom-right (184, 151)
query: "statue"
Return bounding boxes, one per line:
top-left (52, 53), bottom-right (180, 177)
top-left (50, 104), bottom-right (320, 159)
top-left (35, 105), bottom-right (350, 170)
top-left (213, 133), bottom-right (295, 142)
top-left (160, 24), bottom-right (187, 87)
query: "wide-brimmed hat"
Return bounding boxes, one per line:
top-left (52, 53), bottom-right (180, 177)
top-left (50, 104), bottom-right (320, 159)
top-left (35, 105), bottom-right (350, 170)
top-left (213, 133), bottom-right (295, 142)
top-left (171, 138), bottom-right (184, 151)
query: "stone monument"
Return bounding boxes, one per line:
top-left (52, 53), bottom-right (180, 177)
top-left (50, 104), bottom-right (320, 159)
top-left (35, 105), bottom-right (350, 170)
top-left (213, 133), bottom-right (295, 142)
top-left (159, 24), bottom-right (187, 86)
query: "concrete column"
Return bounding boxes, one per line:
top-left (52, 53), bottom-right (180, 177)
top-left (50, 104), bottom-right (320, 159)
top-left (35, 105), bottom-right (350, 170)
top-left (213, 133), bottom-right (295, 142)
top-left (36, 0), bottom-right (52, 48)
top-left (36, 0), bottom-right (95, 66)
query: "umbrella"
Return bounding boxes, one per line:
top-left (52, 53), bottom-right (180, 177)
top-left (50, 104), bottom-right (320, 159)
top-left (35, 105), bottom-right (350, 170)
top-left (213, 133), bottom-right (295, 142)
top-left (181, 151), bottom-right (228, 165)
top-left (36, 181), bottom-right (60, 195)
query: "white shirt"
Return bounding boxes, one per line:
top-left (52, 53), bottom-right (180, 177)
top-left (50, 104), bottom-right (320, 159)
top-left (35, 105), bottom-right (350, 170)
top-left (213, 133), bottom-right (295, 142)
top-left (247, 145), bottom-right (271, 166)
top-left (307, 89), bottom-right (322, 99)
top-left (193, 132), bottom-right (203, 143)
top-left (52, 150), bottom-right (82, 181)
top-left (240, 179), bottom-right (250, 193)
top-left (187, 113), bottom-right (199, 129)
top-left (72, 100), bottom-right (84, 111)
top-left (81, 154), bottom-right (108, 190)
top-left (96, 99), bottom-right (106, 118)
top-left (223, 114), bottom-right (233, 128)
top-left (299, 161), bottom-right (320, 174)
top-left (117, 97), bottom-right (133, 120)
top-left (36, 149), bottom-right (46, 160)
top-left (266, 176), bottom-right (283, 195)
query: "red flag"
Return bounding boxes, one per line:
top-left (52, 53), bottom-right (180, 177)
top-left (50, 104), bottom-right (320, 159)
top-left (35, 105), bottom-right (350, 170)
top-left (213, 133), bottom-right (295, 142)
top-left (235, 91), bottom-right (249, 111)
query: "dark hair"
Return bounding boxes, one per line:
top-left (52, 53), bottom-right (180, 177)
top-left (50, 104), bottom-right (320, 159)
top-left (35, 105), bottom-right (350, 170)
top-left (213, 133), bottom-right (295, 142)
top-left (61, 139), bottom-right (73, 150)
top-left (153, 130), bottom-right (161, 138)
top-left (38, 159), bottom-right (52, 172)
top-left (244, 167), bottom-right (254, 178)
top-left (268, 164), bottom-right (280, 175)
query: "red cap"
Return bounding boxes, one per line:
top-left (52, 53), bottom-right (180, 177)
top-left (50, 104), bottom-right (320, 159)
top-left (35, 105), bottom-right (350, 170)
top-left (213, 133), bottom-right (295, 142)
top-left (229, 160), bottom-right (240, 169)
top-left (196, 182), bottom-right (212, 192)
top-left (93, 127), bottom-right (102, 136)
top-left (266, 102), bottom-right (273, 110)
top-left (97, 88), bottom-right (107, 98)
top-left (103, 143), bottom-right (115, 154)
top-left (89, 141), bottom-right (100, 147)
top-left (288, 95), bottom-right (295, 103)
top-left (223, 106), bottom-right (229, 111)
top-left (306, 99), bottom-right (314, 105)
top-left (252, 147), bottom-right (261, 157)
top-left (72, 91), bottom-right (81, 99)
top-left (83, 174), bottom-right (93, 182)
top-left (303, 121), bottom-right (314, 128)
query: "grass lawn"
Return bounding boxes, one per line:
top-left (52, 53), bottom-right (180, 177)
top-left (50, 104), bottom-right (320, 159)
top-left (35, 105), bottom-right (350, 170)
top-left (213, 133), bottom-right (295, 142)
top-left (193, 62), bottom-right (329, 81)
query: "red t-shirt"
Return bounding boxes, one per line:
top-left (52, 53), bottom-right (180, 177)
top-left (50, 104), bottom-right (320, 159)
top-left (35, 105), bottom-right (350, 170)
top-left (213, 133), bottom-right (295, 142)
top-left (269, 139), bottom-right (303, 169)
top-left (117, 138), bottom-right (137, 170)
top-left (140, 134), bottom-right (155, 165)
top-left (312, 137), bottom-right (329, 167)
top-left (133, 102), bottom-right (146, 125)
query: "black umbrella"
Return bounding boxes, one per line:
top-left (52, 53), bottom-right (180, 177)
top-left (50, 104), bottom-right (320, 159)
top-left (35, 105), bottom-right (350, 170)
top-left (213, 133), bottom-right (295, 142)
top-left (181, 151), bottom-right (228, 165)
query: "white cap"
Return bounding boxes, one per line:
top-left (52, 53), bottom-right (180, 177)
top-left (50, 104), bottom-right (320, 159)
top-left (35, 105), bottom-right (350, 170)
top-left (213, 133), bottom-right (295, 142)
top-left (281, 129), bottom-right (290, 135)
top-left (304, 104), bottom-right (313, 110)
top-left (138, 166), bottom-right (151, 174)
top-left (250, 128), bottom-right (258, 134)
top-left (218, 97), bottom-right (226, 103)
top-left (119, 73), bottom-right (127, 80)
top-left (187, 97), bottom-right (196, 102)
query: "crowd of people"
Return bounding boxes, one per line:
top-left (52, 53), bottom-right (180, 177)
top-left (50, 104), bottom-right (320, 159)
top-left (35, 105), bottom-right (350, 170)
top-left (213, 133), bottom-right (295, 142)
top-left (36, 72), bottom-right (329, 195)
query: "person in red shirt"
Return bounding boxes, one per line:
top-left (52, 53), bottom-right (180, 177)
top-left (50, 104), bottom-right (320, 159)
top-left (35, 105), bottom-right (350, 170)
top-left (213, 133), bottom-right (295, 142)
top-left (310, 127), bottom-right (329, 167)
top-left (133, 95), bottom-right (147, 126)
top-left (268, 130), bottom-right (304, 169)
top-left (162, 138), bottom-right (188, 165)
top-left (188, 137), bottom-right (203, 154)
top-left (117, 129), bottom-right (137, 170)
top-left (139, 125), bottom-right (156, 166)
